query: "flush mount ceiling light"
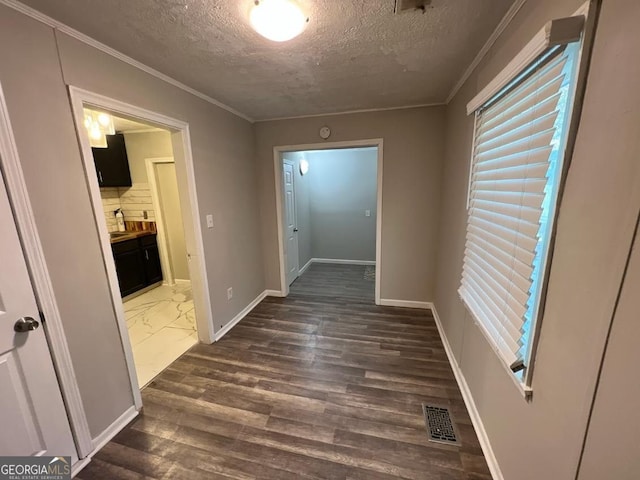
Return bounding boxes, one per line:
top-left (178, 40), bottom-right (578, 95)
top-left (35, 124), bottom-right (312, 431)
top-left (250, 0), bottom-right (308, 42)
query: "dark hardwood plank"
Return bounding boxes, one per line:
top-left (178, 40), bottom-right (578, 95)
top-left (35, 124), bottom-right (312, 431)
top-left (78, 264), bottom-right (489, 480)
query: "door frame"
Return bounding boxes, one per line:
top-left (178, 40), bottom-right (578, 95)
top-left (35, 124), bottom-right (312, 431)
top-left (273, 139), bottom-right (384, 303)
top-left (145, 156), bottom-right (178, 286)
top-left (68, 87), bottom-right (215, 410)
top-left (0, 83), bottom-right (93, 457)
top-left (282, 159), bottom-right (300, 285)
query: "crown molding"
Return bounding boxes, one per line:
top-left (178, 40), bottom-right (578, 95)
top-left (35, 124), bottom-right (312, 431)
top-left (446, 0), bottom-right (527, 104)
top-left (0, 0), bottom-right (254, 123)
top-left (255, 102), bottom-right (446, 123)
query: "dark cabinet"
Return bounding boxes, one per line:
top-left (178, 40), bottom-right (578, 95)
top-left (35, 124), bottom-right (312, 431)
top-left (92, 133), bottom-right (132, 187)
top-left (112, 234), bottom-right (162, 297)
top-left (140, 236), bottom-right (163, 285)
top-left (112, 239), bottom-right (146, 297)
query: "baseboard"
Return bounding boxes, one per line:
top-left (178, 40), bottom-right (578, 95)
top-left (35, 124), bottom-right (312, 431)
top-left (71, 457), bottom-right (91, 478)
top-left (91, 406), bottom-right (138, 452)
top-left (379, 299), bottom-right (432, 309)
top-left (72, 406), bottom-right (138, 477)
top-left (299, 258), bottom-right (314, 274)
top-left (214, 290), bottom-right (268, 341)
top-left (311, 258), bottom-right (376, 266)
top-left (430, 304), bottom-right (503, 480)
top-left (265, 289), bottom-right (285, 297)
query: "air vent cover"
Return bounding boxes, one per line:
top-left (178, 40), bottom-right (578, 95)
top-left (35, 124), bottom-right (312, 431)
top-left (394, 0), bottom-right (432, 14)
top-left (422, 404), bottom-right (460, 445)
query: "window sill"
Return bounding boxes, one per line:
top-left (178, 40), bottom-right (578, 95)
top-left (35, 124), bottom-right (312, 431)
top-left (460, 295), bottom-right (534, 401)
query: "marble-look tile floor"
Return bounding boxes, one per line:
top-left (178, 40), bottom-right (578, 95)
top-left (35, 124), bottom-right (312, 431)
top-left (123, 282), bottom-right (198, 387)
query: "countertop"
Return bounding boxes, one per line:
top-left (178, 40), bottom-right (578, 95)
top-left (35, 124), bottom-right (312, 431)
top-left (109, 230), bottom-right (155, 244)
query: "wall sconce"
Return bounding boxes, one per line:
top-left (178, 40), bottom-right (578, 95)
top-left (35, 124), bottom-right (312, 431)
top-left (299, 158), bottom-right (309, 176)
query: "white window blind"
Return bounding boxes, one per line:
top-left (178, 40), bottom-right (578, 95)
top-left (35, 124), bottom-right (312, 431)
top-left (460, 45), bottom-right (577, 373)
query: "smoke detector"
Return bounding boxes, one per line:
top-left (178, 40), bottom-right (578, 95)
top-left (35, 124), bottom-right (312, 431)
top-left (394, 0), bottom-right (432, 14)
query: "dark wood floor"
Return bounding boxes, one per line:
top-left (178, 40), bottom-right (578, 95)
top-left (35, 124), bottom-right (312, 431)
top-left (290, 263), bottom-right (375, 302)
top-left (78, 265), bottom-right (490, 480)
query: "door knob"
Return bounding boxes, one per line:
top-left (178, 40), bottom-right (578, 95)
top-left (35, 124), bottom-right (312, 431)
top-left (14, 317), bottom-right (40, 333)
top-left (293, 228), bottom-right (299, 232)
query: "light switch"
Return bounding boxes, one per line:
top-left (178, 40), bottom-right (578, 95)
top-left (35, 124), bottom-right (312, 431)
top-left (365, 210), bottom-right (371, 217)
top-left (206, 214), bottom-right (214, 228)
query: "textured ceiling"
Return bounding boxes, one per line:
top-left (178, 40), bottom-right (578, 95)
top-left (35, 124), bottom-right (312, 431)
top-left (20, 0), bottom-right (515, 120)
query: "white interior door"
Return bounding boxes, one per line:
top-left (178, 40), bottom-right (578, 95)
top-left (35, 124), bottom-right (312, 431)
top-left (283, 160), bottom-right (299, 286)
top-left (0, 167), bottom-right (77, 459)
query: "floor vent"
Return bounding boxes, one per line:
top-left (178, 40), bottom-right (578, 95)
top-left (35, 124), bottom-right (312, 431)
top-left (422, 404), bottom-right (460, 445)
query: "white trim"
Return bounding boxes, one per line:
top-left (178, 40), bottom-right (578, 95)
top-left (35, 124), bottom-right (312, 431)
top-left (430, 304), bottom-right (504, 480)
top-left (379, 299), bottom-right (431, 310)
top-left (90, 406), bottom-right (138, 453)
top-left (0, 0), bottom-right (252, 123)
top-left (256, 102), bottom-right (445, 123)
top-left (447, 0), bottom-right (527, 104)
top-left (459, 295), bottom-right (532, 398)
top-left (68, 87), bottom-right (216, 412)
top-left (120, 127), bottom-right (165, 134)
top-left (71, 405), bottom-right (138, 476)
top-left (145, 156), bottom-right (177, 286)
top-left (299, 258), bottom-right (314, 275)
top-left (311, 258), bottom-right (376, 266)
top-left (265, 289), bottom-right (285, 297)
top-left (298, 258), bottom-right (375, 275)
top-left (71, 457), bottom-right (91, 478)
top-left (466, 15), bottom-right (586, 115)
top-left (214, 290), bottom-right (268, 341)
top-left (0, 83), bottom-right (93, 457)
top-left (273, 139), bottom-right (384, 305)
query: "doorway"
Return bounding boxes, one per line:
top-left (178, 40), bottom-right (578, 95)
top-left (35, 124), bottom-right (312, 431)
top-left (274, 140), bottom-right (383, 304)
top-left (69, 88), bottom-right (214, 407)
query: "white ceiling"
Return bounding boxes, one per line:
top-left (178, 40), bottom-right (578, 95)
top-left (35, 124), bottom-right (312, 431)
top-left (20, 0), bottom-right (515, 121)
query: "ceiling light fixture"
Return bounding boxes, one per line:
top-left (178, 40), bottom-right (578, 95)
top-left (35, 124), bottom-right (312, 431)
top-left (83, 108), bottom-right (115, 148)
top-left (299, 158), bottom-right (309, 176)
top-left (250, 0), bottom-right (308, 42)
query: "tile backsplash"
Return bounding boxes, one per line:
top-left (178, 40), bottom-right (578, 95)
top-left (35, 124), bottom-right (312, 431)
top-left (100, 183), bottom-right (155, 232)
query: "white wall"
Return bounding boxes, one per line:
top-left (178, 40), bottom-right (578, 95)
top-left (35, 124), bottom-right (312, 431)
top-left (305, 148), bottom-right (377, 262)
top-left (434, 0), bottom-right (640, 478)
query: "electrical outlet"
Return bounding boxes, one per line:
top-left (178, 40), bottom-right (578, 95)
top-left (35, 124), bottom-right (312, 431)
top-left (365, 210), bottom-right (371, 217)
top-left (206, 214), bottom-right (214, 228)
top-left (143, 210), bottom-right (148, 219)
top-left (227, 287), bottom-right (233, 300)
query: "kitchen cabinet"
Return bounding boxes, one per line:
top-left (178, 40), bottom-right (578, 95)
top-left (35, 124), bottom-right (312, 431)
top-left (140, 235), bottom-right (163, 285)
top-left (112, 234), bottom-right (162, 297)
top-left (92, 133), bottom-right (132, 187)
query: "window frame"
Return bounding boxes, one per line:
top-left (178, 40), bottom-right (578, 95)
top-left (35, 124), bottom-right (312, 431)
top-left (462, 4), bottom-right (592, 396)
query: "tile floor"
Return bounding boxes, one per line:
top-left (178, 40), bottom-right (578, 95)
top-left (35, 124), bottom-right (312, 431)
top-left (123, 282), bottom-right (198, 387)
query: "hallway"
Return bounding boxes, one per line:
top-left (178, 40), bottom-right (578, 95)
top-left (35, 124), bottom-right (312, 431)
top-left (78, 266), bottom-right (490, 479)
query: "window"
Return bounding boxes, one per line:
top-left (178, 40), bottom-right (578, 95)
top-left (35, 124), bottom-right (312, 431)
top-left (460, 15), bottom-right (586, 392)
